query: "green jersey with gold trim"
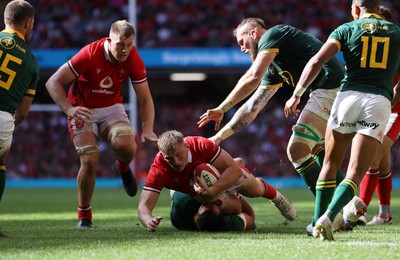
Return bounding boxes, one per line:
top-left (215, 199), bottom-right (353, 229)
top-left (258, 25), bottom-right (344, 92)
top-left (170, 191), bottom-right (245, 231)
top-left (0, 30), bottom-right (39, 114)
top-left (329, 14), bottom-right (400, 101)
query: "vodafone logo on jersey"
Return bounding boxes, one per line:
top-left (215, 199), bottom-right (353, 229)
top-left (100, 76), bottom-right (113, 88)
top-left (92, 76), bottom-right (115, 95)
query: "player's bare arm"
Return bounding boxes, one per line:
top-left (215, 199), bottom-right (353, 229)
top-left (46, 63), bottom-right (92, 121)
top-left (14, 96), bottom-right (33, 127)
top-left (284, 41), bottom-right (339, 117)
top-left (133, 81), bottom-right (157, 142)
top-left (138, 189), bottom-right (163, 232)
top-left (198, 52), bottom-right (276, 130)
top-left (197, 149), bottom-right (243, 199)
top-left (392, 71), bottom-right (400, 106)
top-left (210, 87), bottom-right (278, 144)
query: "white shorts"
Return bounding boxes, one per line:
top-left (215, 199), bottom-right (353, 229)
top-left (0, 111), bottom-right (15, 156)
top-left (226, 167), bottom-right (252, 193)
top-left (68, 103), bottom-right (131, 138)
top-left (328, 91), bottom-right (390, 142)
top-left (303, 88), bottom-right (339, 121)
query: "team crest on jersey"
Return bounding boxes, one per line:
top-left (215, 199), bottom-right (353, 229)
top-left (0, 37), bottom-right (15, 49)
top-left (361, 21), bottom-right (378, 34)
top-left (279, 71), bottom-right (295, 86)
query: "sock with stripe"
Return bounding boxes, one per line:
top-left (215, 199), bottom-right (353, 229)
top-left (296, 157), bottom-right (320, 197)
top-left (313, 179), bottom-right (336, 225)
top-left (116, 159), bottom-right (131, 174)
top-left (359, 168), bottom-right (380, 206)
top-left (260, 178), bottom-right (278, 201)
top-left (326, 179), bottom-right (358, 222)
top-left (377, 171), bottom-right (392, 216)
top-left (77, 205), bottom-right (92, 220)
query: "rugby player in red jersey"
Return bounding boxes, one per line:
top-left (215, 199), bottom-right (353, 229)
top-left (46, 20), bottom-right (157, 228)
top-left (138, 130), bottom-right (296, 232)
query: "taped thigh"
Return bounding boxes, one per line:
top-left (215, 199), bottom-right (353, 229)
top-left (75, 145), bottom-right (99, 156)
top-left (107, 125), bottom-right (134, 144)
top-left (289, 123), bottom-right (323, 150)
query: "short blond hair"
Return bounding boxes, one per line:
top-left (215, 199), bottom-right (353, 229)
top-left (110, 20), bottom-right (135, 38)
top-left (157, 130), bottom-right (185, 154)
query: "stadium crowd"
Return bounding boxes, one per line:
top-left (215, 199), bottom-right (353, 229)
top-left (0, 0), bottom-right (398, 48)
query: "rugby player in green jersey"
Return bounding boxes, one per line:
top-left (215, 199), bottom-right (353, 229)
top-left (198, 18), bottom-right (357, 233)
top-left (285, 0), bottom-right (400, 241)
top-left (0, 0), bottom-right (38, 238)
top-left (170, 190), bottom-right (256, 232)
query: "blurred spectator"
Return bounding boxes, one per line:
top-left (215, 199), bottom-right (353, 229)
top-left (0, 0), bottom-right (398, 48)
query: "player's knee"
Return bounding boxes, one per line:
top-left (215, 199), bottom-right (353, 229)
top-left (288, 123), bottom-right (322, 161)
top-left (108, 125), bottom-right (134, 144)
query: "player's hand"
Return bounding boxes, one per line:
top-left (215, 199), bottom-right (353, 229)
top-left (146, 216), bottom-right (163, 232)
top-left (194, 177), bottom-right (218, 199)
top-left (284, 96), bottom-right (301, 117)
top-left (67, 106), bottom-right (92, 122)
top-left (197, 108), bottom-right (224, 131)
top-left (208, 135), bottom-right (222, 145)
top-left (141, 130), bottom-right (158, 143)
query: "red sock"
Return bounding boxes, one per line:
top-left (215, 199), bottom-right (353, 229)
top-left (359, 168), bottom-right (380, 206)
top-left (116, 160), bottom-right (131, 173)
top-left (377, 171), bottom-right (392, 206)
top-left (77, 205), bottom-right (92, 220)
top-left (260, 179), bottom-right (277, 199)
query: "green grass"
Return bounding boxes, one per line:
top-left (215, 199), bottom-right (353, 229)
top-left (1, 188), bottom-right (399, 259)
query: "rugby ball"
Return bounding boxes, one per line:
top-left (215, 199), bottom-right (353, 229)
top-left (194, 163), bottom-right (221, 188)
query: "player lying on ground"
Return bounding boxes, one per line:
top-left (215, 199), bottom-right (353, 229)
top-left (138, 130), bottom-right (296, 232)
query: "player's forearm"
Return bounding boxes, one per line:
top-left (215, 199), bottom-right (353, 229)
top-left (216, 88), bottom-right (276, 141)
top-left (46, 83), bottom-right (73, 114)
top-left (218, 73), bottom-right (260, 113)
top-left (138, 208), bottom-right (153, 228)
top-left (139, 99), bottom-right (155, 132)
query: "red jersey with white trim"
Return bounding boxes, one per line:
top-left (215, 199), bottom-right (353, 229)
top-left (392, 74), bottom-right (400, 113)
top-left (144, 136), bottom-right (221, 196)
top-left (67, 38), bottom-right (147, 108)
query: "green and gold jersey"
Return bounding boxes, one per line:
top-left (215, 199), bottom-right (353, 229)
top-left (170, 191), bottom-right (245, 231)
top-left (258, 25), bottom-right (345, 92)
top-left (329, 14), bottom-right (400, 100)
top-left (0, 30), bottom-right (39, 114)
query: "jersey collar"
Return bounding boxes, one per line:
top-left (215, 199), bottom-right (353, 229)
top-left (187, 150), bottom-right (193, 163)
top-left (1, 29), bottom-right (25, 41)
top-left (103, 39), bottom-right (112, 62)
top-left (360, 13), bottom-right (383, 20)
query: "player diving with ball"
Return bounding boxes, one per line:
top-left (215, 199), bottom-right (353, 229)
top-left (138, 130), bottom-right (296, 232)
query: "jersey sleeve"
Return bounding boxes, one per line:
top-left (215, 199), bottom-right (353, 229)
top-left (68, 45), bottom-right (91, 77)
top-left (143, 154), bottom-right (166, 194)
top-left (129, 47), bottom-right (147, 85)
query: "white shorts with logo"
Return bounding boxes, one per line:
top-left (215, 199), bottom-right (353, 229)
top-left (303, 87), bottom-right (339, 121)
top-left (328, 90), bottom-right (390, 142)
top-left (0, 111), bottom-right (15, 156)
top-left (68, 103), bottom-right (131, 138)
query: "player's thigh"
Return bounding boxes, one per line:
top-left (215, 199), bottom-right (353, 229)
top-left (0, 111), bottom-right (14, 162)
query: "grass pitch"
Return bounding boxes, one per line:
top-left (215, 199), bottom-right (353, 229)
top-left (0, 187), bottom-right (399, 259)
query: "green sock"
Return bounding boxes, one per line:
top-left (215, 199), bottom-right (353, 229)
top-left (296, 157), bottom-right (320, 197)
top-left (327, 179), bottom-right (357, 221)
top-left (313, 179), bottom-right (336, 225)
top-left (313, 147), bottom-right (345, 185)
top-left (0, 165), bottom-right (6, 202)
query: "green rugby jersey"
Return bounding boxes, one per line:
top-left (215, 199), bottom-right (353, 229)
top-left (170, 191), bottom-right (245, 231)
top-left (329, 14), bottom-right (400, 100)
top-left (258, 25), bottom-right (344, 91)
top-left (0, 29), bottom-right (39, 114)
